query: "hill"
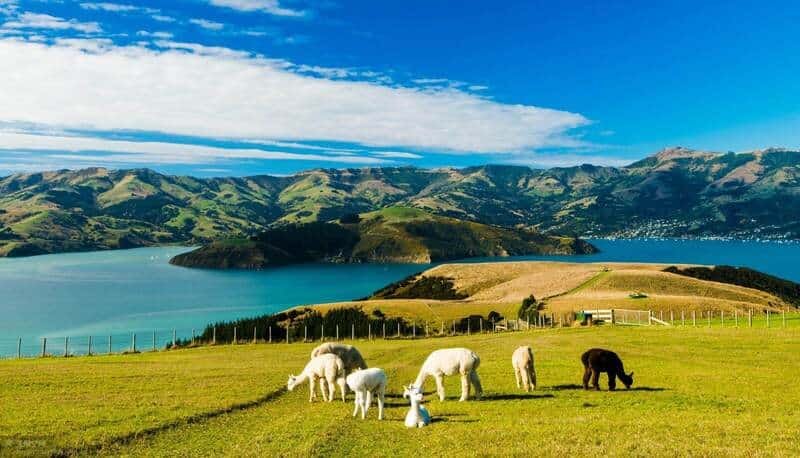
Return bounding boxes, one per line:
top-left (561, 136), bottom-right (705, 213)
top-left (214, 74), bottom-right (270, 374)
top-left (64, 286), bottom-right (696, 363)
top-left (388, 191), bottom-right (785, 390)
top-left (169, 207), bottom-right (596, 268)
top-left (302, 261), bottom-right (794, 323)
top-left (2, 147), bottom-right (800, 256)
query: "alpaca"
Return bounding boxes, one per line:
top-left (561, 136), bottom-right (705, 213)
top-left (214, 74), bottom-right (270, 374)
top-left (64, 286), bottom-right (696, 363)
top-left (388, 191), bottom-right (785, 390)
top-left (345, 368), bottom-right (387, 420)
top-left (287, 353), bottom-right (346, 402)
top-left (581, 348), bottom-right (634, 391)
top-left (512, 346), bottom-right (537, 392)
top-left (402, 385), bottom-right (431, 428)
top-left (310, 342), bottom-right (368, 373)
top-left (413, 348), bottom-right (482, 401)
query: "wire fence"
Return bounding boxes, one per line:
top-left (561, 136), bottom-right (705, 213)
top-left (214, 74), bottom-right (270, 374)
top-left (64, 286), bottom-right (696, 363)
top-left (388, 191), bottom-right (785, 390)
top-left (2, 308), bottom-right (798, 359)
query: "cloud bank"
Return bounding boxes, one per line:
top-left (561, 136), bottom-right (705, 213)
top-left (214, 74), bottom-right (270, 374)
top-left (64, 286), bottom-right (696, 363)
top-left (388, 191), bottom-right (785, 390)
top-left (0, 38), bottom-right (589, 156)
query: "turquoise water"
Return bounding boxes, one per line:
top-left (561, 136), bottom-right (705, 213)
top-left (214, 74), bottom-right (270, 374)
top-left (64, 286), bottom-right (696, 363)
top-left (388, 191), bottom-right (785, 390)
top-left (1, 239), bottom-right (799, 356)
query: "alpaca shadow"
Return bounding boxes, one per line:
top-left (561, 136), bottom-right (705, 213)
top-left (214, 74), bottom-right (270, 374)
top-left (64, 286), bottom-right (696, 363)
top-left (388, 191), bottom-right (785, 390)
top-left (480, 393), bottom-right (554, 401)
top-left (549, 384), bottom-right (583, 391)
top-left (625, 386), bottom-right (667, 392)
top-left (431, 417), bottom-right (479, 424)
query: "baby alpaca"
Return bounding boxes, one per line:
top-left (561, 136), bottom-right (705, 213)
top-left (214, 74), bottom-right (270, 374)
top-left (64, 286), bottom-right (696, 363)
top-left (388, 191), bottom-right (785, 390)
top-left (581, 348), bottom-right (634, 391)
top-left (287, 353), bottom-right (346, 402)
top-left (414, 348), bottom-right (482, 401)
top-left (310, 342), bottom-right (368, 374)
top-left (512, 346), bottom-right (537, 392)
top-left (403, 385), bottom-right (431, 428)
top-left (345, 368), bottom-right (387, 420)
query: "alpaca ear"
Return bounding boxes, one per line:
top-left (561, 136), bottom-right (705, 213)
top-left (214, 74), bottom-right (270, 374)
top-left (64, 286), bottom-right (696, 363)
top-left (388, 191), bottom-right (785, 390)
top-left (629, 372), bottom-right (634, 377)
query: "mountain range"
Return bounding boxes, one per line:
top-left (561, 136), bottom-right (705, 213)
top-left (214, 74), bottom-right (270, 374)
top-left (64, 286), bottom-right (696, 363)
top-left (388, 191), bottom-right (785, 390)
top-left (1, 147), bottom-right (798, 257)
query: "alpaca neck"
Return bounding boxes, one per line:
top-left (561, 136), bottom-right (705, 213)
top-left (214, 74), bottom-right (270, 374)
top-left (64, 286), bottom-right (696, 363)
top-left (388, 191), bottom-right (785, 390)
top-left (413, 370), bottom-right (427, 389)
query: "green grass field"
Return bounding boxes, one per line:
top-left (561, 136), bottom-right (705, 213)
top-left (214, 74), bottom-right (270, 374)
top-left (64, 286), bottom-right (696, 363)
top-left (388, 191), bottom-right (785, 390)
top-left (2, 325), bottom-right (799, 457)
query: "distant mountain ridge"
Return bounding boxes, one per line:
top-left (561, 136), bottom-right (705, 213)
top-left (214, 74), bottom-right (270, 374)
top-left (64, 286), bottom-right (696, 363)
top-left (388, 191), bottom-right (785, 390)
top-left (1, 147), bottom-right (799, 257)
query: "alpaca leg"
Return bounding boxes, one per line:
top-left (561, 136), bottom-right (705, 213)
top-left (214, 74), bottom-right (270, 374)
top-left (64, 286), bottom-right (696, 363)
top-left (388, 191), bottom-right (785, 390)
top-left (514, 367), bottom-right (521, 389)
top-left (327, 377), bottom-right (336, 402)
top-left (459, 374), bottom-right (470, 401)
top-left (608, 372), bottom-right (617, 391)
top-left (352, 391), bottom-right (361, 417)
top-left (363, 390), bottom-right (372, 419)
top-left (469, 370), bottom-right (483, 399)
top-left (319, 378), bottom-right (328, 402)
top-left (530, 366), bottom-right (537, 391)
top-left (310, 376), bottom-right (318, 402)
top-left (339, 378), bottom-right (347, 402)
top-left (377, 390), bottom-right (385, 420)
top-left (582, 367), bottom-right (592, 390)
top-left (434, 374), bottom-right (446, 401)
top-left (591, 369), bottom-right (600, 391)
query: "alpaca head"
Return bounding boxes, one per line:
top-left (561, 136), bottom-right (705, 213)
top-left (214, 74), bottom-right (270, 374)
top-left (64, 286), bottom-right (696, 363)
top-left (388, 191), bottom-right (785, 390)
top-left (621, 371), bottom-right (634, 389)
top-left (287, 374), bottom-right (299, 391)
top-left (403, 385), bottom-right (424, 403)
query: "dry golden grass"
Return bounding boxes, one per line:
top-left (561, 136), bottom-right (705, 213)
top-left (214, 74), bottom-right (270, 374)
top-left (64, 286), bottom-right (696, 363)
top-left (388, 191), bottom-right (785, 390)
top-left (303, 261), bottom-right (789, 322)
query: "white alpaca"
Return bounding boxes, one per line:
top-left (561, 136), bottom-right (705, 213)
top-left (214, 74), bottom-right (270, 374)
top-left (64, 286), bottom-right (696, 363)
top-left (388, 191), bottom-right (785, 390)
top-left (512, 345), bottom-right (537, 392)
top-left (403, 385), bottom-right (431, 428)
top-left (345, 368), bottom-right (387, 420)
top-left (310, 342), bottom-right (368, 373)
top-left (287, 354), bottom-right (346, 402)
top-left (414, 348), bottom-right (482, 401)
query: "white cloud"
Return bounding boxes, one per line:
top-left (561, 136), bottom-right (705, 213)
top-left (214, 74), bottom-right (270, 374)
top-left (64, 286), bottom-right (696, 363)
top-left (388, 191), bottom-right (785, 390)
top-left (2, 13), bottom-right (101, 33)
top-left (371, 151), bottom-right (423, 159)
top-left (151, 14), bottom-right (176, 23)
top-left (0, 132), bottom-right (389, 165)
top-left (0, 38), bottom-right (589, 155)
top-left (136, 30), bottom-right (173, 39)
top-left (206, 0), bottom-right (305, 17)
top-left (0, 0), bottom-right (18, 15)
top-left (79, 3), bottom-right (158, 14)
top-left (189, 18), bottom-right (225, 31)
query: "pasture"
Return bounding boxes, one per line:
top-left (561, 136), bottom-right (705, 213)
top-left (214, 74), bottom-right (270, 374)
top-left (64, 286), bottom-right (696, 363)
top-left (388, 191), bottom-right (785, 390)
top-left (2, 325), bottom-right (799, 456)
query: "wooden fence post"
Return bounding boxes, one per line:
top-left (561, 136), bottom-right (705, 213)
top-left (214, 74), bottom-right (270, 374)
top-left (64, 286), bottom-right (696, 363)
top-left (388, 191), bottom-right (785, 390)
top-left (397, 322), bottom-right (400, 338)
top-left (440, 321), bottom-right (444, 335)
top-left (41, 337), bottom-right (47, 357)
top-left (213, 327), bottom-right (216, 345)
top-left (351, 323), bottom-right (355, 340)
top-left (191, 329), bottom-right (195, 345)
top-left (132, 333), bottom-right (136, 353)
top-left (269, 326), bottom-right (273, 343)
top-left (172, 329), bottom-right (176, 348)
top-left (692, 310), bottom-right (696, 327)
top-left (681, 310), bottom-right (685, 326)
top-left (254, 326), bottom-right (258, 344)
top-left (452, 320), bottom-right (456, 335)
top-left (336, 325), bottom-right (339, 341)
top-left (109, 335), bottom-right (112, 354)
top-left (783, 308), bottom-right (787, 328)
top-left (721, 311), bottom-right (724, 327)
top-left (735, 310), bottom-right (739, 327)
top-left (382, 322), bottom-right (386, 339)
top-left (233, 327), bottom-right (237, 344)
top-left (413, 323), bottom-right (416, 339)
top-left (286, 324), bottom-right (290, 344)
top-left (670, 309), bottom-right (674, 324)
top-left (707, 311), bottom-right (711, 328)
top-left (64, 336), bottom-right (69, 357)
top-left (17, 337), bottom-right (22, 359)
top-left (368, 324), bottom-right (372, 340)
top-left (152, 331), bottom-right (156, 351)
top-left (748, 309), bottom-right (752, 327)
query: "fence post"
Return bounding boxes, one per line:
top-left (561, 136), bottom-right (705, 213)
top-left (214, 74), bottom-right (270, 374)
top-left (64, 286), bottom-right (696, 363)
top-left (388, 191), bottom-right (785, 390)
top-left (88, 336), bottom-right (92, 356)
top-left (383, 322), bottom-right (386, 339)
top-left (692, 310), bottom-right (696, 327)
top-left (336, 325), bottom-right (339, 341)
top-left (681, 310), bottom-right (685, 326)
top-left (783, 308), bottom-right (787, 327)
top-left (213, 327), bottom-right (216, 345)
top-left (397, 322), bottom-right (400, 338)
top-left (269, 326), bottom-right (273, 343)
top-left (479, 318), bottom-right (483, 333)
top-left (368, 324), bottom-right (372, 341)
top-left (413, 323), bottom-right (416, 339)
top-left (152, 331), bottom-right (156, 351)
top-left (351, 323), bottom-right (355, 340)
top-left (132, 333), bottom-right (136, 353)
top-left (172, 329), bottom-right (176, 348)
top-left (109, 335), bottom-right (112, 354)
top-left (767, 310), bottom-right (770, 328)
top-left (425, 323), bottom-right (429, 337)
top-left (191, 329), bottom-right (195, 345)
top-left (735, 310), bottom-right (739, 327)
top-left (64, 336), bottom-right (69, 357)
top-left (17, 337), bottom-right (22, 359)
top-left (254, 326), bottom-right (258, 344)
top-left (286, 324), bottom-right (290, 344)
top-left (670, 309), bottom-right (674, 324)
top-left (440, 321), bottom-right (444, 335)
top-left (748, 309), bottom-right (752, 327)
top-left (233, 327), bottom-right (237, 345)
top-left (721, 311), bottom-right (724, 327)
top-left (41, 337), bottom-right (47, 357)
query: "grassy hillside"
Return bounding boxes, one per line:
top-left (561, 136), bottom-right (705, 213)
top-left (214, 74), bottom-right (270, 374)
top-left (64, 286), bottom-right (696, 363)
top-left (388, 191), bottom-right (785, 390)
top-left (303, 262), bottom-right (793, 325)
top-left (2, 147), bottom-right (800, 256)
top-left (2, 326), bottom-right (799, 456)
top-left (170, 207), bottom-right (595, 268)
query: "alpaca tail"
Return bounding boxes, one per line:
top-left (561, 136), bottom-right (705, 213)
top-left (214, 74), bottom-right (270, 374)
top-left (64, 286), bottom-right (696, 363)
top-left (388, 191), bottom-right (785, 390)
top-left (471, 352), bottom-right (481, 370)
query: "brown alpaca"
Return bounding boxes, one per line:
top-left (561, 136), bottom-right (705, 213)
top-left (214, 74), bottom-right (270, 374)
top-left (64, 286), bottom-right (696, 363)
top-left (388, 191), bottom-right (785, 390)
top-left (581, 348), bottom-right (633, 391)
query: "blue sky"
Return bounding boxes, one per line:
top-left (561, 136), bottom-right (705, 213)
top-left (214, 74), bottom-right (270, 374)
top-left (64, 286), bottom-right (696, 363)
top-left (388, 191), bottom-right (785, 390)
top-left (1, 0), bottom-right (799, 176)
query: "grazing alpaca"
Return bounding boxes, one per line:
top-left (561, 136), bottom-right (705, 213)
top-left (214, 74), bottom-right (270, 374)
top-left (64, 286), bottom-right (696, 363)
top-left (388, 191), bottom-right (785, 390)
top-left (403, 385), bottom-right (431, 428)
top-left (310, 342), bottom-right (368, 373)
top-left (287, 353), bottom-right (346, 402)
top-left (512, 346), bottom-right (537, 392)
top-left (581, 348), bottom-right (634, 391)
top-left (345, 368), bottom-right (387, 420)
top-left (414, 348), bottom-right (482, 401)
